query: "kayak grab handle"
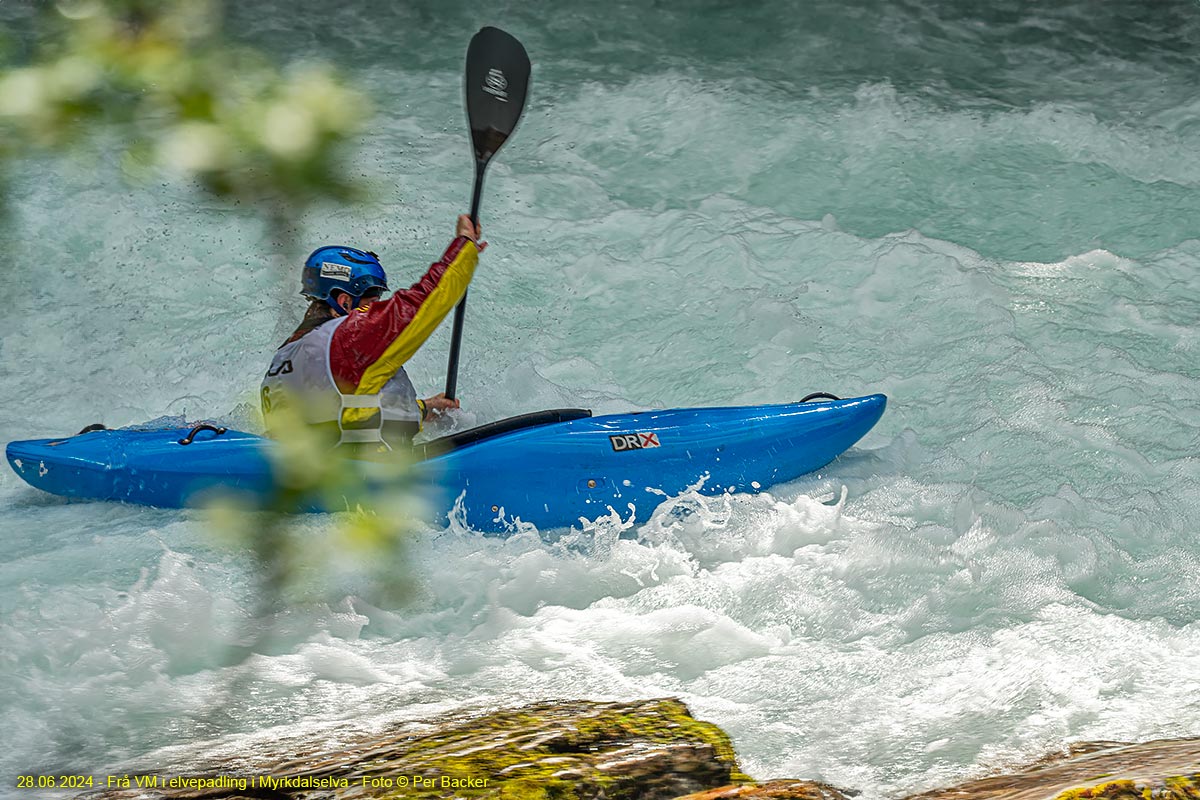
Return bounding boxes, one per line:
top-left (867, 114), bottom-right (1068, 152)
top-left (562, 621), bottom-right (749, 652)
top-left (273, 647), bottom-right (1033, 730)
top-left (178, 425), bottom-right (227, 445)
top-left (800, 392), bottom-right (841, 403)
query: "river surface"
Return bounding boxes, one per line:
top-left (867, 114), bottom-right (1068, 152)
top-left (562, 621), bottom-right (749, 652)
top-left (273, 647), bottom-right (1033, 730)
top-left (1, 1), bottom-right (1199, 797)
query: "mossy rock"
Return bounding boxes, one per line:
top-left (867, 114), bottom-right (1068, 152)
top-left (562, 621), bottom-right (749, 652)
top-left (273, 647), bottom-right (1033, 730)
top-left (332, 698), bottom-right (749, 799)
top-left (1054, 774), bottom-right (1200, 799)
top-left (85, 698), bottom-right (753, 800)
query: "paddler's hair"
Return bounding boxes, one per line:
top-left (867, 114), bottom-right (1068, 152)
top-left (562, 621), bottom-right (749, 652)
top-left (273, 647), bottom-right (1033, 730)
top-left (282, 299), bottom-right (339, 346)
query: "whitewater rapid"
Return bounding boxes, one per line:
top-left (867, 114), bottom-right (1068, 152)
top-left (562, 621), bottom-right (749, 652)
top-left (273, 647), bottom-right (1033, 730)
top-left (2, 0), bottom-right (1199, 797)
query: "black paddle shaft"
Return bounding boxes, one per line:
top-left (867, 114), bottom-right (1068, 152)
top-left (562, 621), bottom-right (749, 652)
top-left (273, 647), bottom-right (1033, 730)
top-left (444, 27), bottom-right (530, 400)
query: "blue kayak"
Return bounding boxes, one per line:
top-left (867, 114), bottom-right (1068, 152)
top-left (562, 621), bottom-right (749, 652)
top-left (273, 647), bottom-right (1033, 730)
top-left (6, 394), bottom-right (886, 532)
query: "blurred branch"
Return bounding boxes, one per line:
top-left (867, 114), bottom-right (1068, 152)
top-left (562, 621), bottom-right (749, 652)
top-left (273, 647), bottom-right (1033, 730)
top-left (0, 0), bottom-right (420, 646)
top-left (0, 0), bottom-right (371, 229)
top-left (210, 400), bottom-right (423, 614)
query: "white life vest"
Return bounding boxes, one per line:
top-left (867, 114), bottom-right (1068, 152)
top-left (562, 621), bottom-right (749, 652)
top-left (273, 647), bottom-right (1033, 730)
top-left (260, 316), bottom-right (421, 448)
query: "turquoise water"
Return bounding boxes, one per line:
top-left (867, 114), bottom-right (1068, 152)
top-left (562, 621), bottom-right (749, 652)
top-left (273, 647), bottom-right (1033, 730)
top-left (1, 1), bottom-right (1199, 796)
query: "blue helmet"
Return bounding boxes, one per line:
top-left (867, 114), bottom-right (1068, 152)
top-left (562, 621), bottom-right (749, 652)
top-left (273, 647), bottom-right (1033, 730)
top-left (301, 246), bottom-right (388, 312)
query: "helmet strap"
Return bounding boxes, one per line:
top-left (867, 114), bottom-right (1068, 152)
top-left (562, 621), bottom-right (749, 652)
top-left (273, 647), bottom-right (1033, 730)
top-left (327, 291), bottom-right (360, 317)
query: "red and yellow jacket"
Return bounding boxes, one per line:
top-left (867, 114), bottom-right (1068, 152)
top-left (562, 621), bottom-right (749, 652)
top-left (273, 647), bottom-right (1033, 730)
top-left (329, 236), bottom-right (479, 400)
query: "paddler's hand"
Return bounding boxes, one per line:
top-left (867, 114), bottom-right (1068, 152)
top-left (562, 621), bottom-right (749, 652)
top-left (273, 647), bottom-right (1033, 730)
top-left (422, 393), bottom-right (460, 419)
top-left (456, 214), bottom-right (486, 250)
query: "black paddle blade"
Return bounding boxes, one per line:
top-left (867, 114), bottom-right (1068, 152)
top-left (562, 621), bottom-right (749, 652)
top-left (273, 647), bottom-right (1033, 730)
top-left (446, 27), bottom-right (530, 400)
top-left (465, 26), bottom-right (530, 166)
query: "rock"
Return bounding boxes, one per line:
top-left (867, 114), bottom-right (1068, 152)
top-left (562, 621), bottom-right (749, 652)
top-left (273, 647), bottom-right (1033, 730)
top-left (903, 738), bottom-right (1200, 800)
top-left (82, 698), bottom-right (755, 800)
top-left (672, 779), bottom-right (852, 799)
top-left (76, 696), bottom-right (1200, 800)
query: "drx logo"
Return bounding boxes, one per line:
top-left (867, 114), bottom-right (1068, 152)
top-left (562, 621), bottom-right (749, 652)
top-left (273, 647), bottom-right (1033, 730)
top-left (609, 432), bottom-right (661, 452)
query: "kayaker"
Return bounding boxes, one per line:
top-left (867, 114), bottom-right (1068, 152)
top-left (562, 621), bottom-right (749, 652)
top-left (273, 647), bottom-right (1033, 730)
top-left (261, 214), bottom-right (482, 449)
